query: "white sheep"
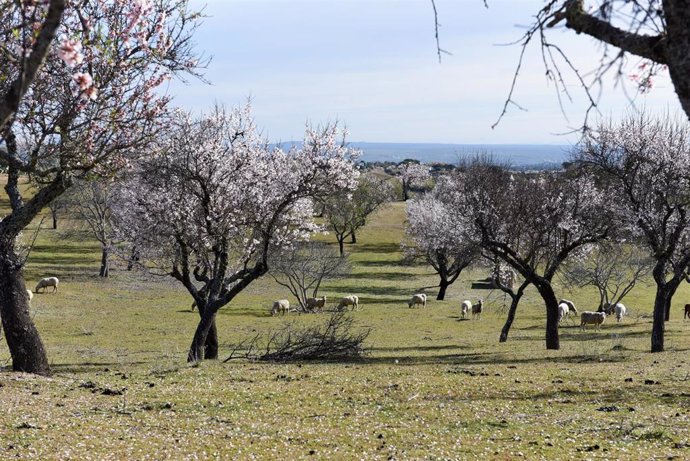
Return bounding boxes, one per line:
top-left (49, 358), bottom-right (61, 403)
top-left (614, 303), bottom-right (627, 323)
top-left (558, 302), bottom-right (570, 323)
top-left (580, 311), bottom-right (606, 330)
top-left (305, 296), bottom-right (327, 312)
top-left (271, 299), bottom-right (290, 316)
top-left (559, 298), bottom-right (578, 315)
top-left (471, 299), bottom-right (483, 320)
top-left (26, 289), bottom-right (33, 302)
top-left (35, 277), bottom-right (59, 293)
top-left (336, 295), bottom-right (359, 311)
top-left (408, 293), bottom-right (427, 308)
top-left (460, 300), bottom-right (471, 319)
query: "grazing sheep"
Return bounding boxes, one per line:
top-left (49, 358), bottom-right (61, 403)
top-left (614, 303), bottom-right (627, 323)
top-left (558, 302), bottom-right (570, 323)
top-left (408, 293), bottom-right (427, 308)
top-left (559, 298), bottom-right (578, 315)
top-left (471, 299), bottom-right (483, 320)
top-left (460, 300), bottom-right (471, 319)
top-left (35, 277), bottom-right (59, 293)
top-left (26, 289), bottom-right (33, 302)
top-left (305, 296), bottom-right (327, 312)
top-left (685, 304), bottom-right (690, 320)
top-left (580, 311), bottom-right (606, 330)
top-left (271, 299), bottom-right (290, 316)
top-left (336, 295), bottom-right (359, 311)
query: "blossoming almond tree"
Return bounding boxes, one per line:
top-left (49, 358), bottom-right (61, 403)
top-left (445, 160), bottom-right (611, 349)
top-left (403, 188), bottom-right (478, 301)
top-left (395, 161), bottom-right (431, 201)
top-left (115, 106), bottom-right (359, 363)
top-left (0, 0), bottom-right (202, 375)
top-left (576, 114), bottom-right (690, 352)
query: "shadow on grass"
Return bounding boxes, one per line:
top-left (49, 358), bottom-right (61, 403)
top-left (31, 243), bottom-right (101, 254)
top-left (356, 260), bottom-right (403, 268)
top-left (351, 243), bottom-right (401, 254)
top-left (27, 255), bottom-right (97, 266)
top-left (331, 284), bottom-right (415, 297)
top-left (348, 271), bottom-right (415, 281)
top-left (50, 361), bottom-right (150, 374)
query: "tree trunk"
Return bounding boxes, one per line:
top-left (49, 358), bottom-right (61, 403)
top-left (99, 246), bottom-right (109, 278)
top-left (402, 180), bottom-right (409, 201)
top-left (665, 297), bottom-right (672, 322)
top-left (51, 209), bottom-right (58, 230)
top-left (350, 228), bottom-right (357, 244)
top-left (205, 319), bottom-right (219, 359)
top-left (337, 237), bottom-right (345, 256)
top-left (436, 278), bottom-right (450, 301)
top-left (127, 246), bottom-right (139, 271)
top-left (535, 280), bottom-right (560, 350)
top-left (651, 285), bottom-right (669, 353)
top-left (665, 6), bottom-right (690, 122)
top-left (0, 239), bottom-right (50, 375)
top-left (499, 293), bottom-right (523, 343)
top-left (188, 308), bottom-right (218, 362)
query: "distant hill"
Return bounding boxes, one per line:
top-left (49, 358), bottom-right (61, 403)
top-left (273, 141), bottom-right (573, 168)
top-left (349, 142), bottom-right (573, 168)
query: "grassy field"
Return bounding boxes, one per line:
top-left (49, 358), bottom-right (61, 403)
top-left (1, 189), bottom-right (690, 460)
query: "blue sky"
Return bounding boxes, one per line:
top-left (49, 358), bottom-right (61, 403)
top-left (167, 0), bottom-right (679, 144)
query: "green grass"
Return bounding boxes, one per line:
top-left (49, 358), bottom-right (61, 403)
top-left (1, 189), bottom-right (690, 459)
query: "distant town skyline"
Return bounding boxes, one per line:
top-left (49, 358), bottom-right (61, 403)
top-left (167, 0), bottom-right (680, 145)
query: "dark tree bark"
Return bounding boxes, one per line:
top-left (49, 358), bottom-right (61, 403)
top-left (554, 0), bottom-right (690, 121)
top-left (498, 280), bottom-right (530, 343)
top-left (535, 279), bottom-right (560, 350)
top-left (650, 261), bottom-right (684, 352)
top-left (651, 287), bottom-right (668, 353)
top-left (350, 227), bottom-right (357, 244)
top-left (51, 209), bottom-right (58, 230)
top-left (188, 308), bottom-right (217, 362)
top-left (337, 237), bottom-right (345, 257)
top-left (127, 246), bottom-right (140, 271)
top-left (0, 239), bottom-right (50, 375)
top-left (99, 247), bottom-right (110, 278)
top-left (437, 278), bottom-right (450, 301)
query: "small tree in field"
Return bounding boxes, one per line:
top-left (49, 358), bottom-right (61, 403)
top-left (66, 180), bottom-right (119, 277)
top-left (270, 242), bottom-right (350, 311)
top-left (444, 159), bottom-right (611, 350)
top-left (322, 174), bottom-right (394, 255)
top-left (482, 252), bottom-right (531, 343)
top-left (395, 160), bottom-right (431, 201)
top-left (560, 242), bottom-right (652, 313)
top-left (403, 189), bottom-right (477, 301)
top-left (116, 106), bottom-right (359, 362)
top-left (576, 114), bottom-right (690, 352)
top-left (0, 0), bottom-right (201, 375)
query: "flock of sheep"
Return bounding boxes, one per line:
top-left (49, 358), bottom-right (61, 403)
top-left (28, 274), bottom-right (632, 332)
top-left (270, 295), bottom-right (360, 316)
top-left (267, 288), bottom-right (630, 332)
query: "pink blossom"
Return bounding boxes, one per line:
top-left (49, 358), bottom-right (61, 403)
top-left (72, 72), bottom-right (93, 90)
top-left (57, 39), bottom-right (84, 67)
